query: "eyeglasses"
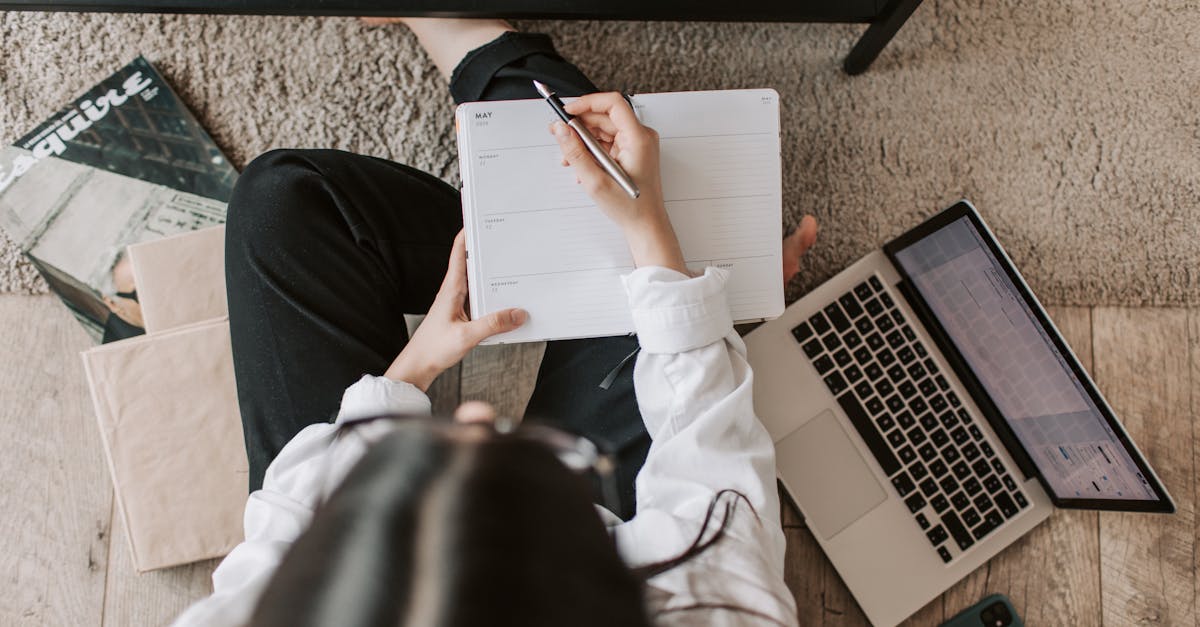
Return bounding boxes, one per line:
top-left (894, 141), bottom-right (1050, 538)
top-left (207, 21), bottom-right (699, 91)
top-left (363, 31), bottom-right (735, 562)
top-left (340, 413), bottom-right (622, 515)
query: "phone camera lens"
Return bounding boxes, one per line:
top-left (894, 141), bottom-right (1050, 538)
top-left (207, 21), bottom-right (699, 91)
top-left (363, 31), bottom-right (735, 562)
top-left (978, 601), bottom-right (1012, 627)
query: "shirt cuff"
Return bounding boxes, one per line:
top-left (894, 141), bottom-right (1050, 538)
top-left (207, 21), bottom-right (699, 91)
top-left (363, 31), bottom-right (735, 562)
top-left (621, 266), bottom-right (733, 354)
top-left (335, 374), bottom-right (432, 424)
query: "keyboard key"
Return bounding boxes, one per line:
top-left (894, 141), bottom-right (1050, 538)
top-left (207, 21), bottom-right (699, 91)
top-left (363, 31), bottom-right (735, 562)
top-left (897, 346), bottom-right (915, 364)
top-left (950, 491), bottom-right (970, 510)
top-left (908, 397), bottom-right (928, 414)
top-left (920, 477), bottom-right (939, 497)
top-left (834, 349), bottom-right (853, 367)
top-left (963, 477), bottom-right (982, 496)
top-left (854, 346), bottom-right (873, 365)
top-left (931, 494), bottom-right (950, 513)
top-left (962, 442), bottom-right (980, 461)
top-left (886, 395), bottom-right (905, 413)
top-left (947, 391), bottom-right (961, 407)
top-left (879, 291), bottom-right (894, 307)
top-left (865, 363), bottom-right (884, 381)
top-left (891, 310), bottom-right (905, 326)
top-left (856, 317), bottom-right (875, 335)
top-left (907, 427), bottom-right (927, 446)
top-left (929, 459), bottom-right (948, 478)
top-left (938, 546), bottom-right (952, 563)
top-left (973, 493), bottom-right (993, 513)
top-left (836, 392), bottom-right (900, 476)
top-left (985, 510), bottom-right (1003, 527)
top-left (1003, 475), bottom-right (1018, 491)
top-left (971, 516), bottom-right (998, 541)
top-left (839, 293), bottom-right (864, 319)
top-left (936, 375), bottom-right (950, 391)
top-left (875, 379), bottom-right (895, 398)
top-left (915, 343), bottom-right (928, 358)
top-left (813, 355), bottom-right (834, 374)
top-left (908, 362), bottom-right (928, 381)
top-left (844, 330), bottom-right (862, 349)
top-left (902, 325), bottom-right (916, 341)
top-left (919, 413), bottom-right (939, 431)
top-left (888, 365), bottom-right (907, 384)
top-left (854, 282), bottom-right (873, 300)
top-left (924, 357), bottom-right (939, 375)
top-left (866, 333), bottom-right (885, 350)
top-left (855, 381), bottom-right (873, 398)
top-left (984, 475), bottom-right (1003, 494)
top-left (869, 276), bottom-right (883, 292)
top-left (824, 303), bottom-right (851, 332)
top-left (887, 429), bottom-right (906, 448)
top-left (898, 381), bottom-right (917, 399)
top-left (905, 493), bottom-right (926, 513)
top-left (952, 461), bottom-right (971, 480)
top-left (939, 475), bottom-right (960, 494)
top-left (898, 446), bottom-right (917, 464)
top-left (878, 349), bottom-right (896, 367)
top-left (845, 365), bottom-right (863, 383)
top-left (980, 442), bottom-right (995, 458)
top-left (810, 312), bottom-right (831, 335)
top-left (891, 472), bottom-right (916, 497)
top-left (930, 428), bottom-right (950, 447)
top-left (910, 461), bottom-right (928, 480)
top-left (942, 445), bottom-right (961, 464)
top-left (791, 322), bottom-right (814, 343)
top-left (972, 459), bottom-right (991, 478)
top-left (915, 512), bottom-right (930, 529)
top-left (994, 491), bottom-right (1019, 518)
top-left (991, 459), bottom-right (1006, 475)
top-left (926, 525), bottom-right (948, 546)
top-left (951, 426), bottom-right (970, 445)
top-left (824, 372), bottom-right (848, 395)
top-left (940, 411), bottom-right (959, 429)
top-left (866, 397), bottom-right (885, 415)
top-left (941, 511), bottom-right (975, 551)
top-left (919, 378), bottom-right (938, 396)
top-left (803, 339), bottom-right (823, 358)
top-left (918, 443), bottom-right (939, 462)
top-left (1014, 492), bottom-right (1029, 508)
top-left (962, 508), bottom-right (981, 527)
top-left (876, 413), bottom-right (896, 432)
top-left (876, 314), bottom-right (895, 333)
top-left (896, 411), bottom-right (916, 429)
top-left (968, 425), bottom-right (984, 441)
top-left (887, 330), bottom-right (905, 349)
top-left (822, 333), bottom-right (842, 351)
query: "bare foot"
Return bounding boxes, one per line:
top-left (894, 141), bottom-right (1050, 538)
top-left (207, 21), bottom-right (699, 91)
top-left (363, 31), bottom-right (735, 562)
top-left (783, 215), bottom-right (818, 286)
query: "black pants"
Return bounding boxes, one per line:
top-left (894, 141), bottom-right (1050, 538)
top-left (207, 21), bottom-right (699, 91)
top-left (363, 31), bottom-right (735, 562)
top-left (226, 33), bottom-right (650, 519)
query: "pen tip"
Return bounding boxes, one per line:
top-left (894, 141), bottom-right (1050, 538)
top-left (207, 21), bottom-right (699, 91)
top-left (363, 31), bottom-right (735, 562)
top-left (532, 80), bottom-right (551, 98)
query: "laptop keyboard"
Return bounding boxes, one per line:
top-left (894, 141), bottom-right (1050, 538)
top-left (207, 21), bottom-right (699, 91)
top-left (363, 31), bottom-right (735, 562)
top-left (791, 275), bottom-right (1030, 564)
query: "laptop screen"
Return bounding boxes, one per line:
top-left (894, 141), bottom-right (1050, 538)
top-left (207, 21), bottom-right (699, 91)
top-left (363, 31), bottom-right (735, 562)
top-left (891, 215), bottom-right (1159, 503)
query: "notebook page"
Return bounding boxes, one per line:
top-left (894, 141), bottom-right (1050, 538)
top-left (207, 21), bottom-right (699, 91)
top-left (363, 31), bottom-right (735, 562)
top-left (457, 89), bottom-right (782, 344)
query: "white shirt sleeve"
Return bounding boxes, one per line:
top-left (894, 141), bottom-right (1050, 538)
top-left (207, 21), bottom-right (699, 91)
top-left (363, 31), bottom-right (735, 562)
top-left (170, 375), bottom-right (430, 627)
top-left (613, 266), bottom-right (798, 626)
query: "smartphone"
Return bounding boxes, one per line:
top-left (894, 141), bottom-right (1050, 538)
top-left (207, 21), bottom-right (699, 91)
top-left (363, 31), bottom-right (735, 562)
top-left (941, 594), bottom-right (1024, 627)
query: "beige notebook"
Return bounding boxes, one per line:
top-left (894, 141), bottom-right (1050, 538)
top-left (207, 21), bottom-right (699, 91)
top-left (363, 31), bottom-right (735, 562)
top-left (128, 225), bottom-right (227, 333)
top-left (82, 318), bottom-right (247, 572)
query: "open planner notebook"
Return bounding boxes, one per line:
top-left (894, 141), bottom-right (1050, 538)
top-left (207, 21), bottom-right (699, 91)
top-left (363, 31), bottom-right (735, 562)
top-left (456, 89), bottom-right (783, 344)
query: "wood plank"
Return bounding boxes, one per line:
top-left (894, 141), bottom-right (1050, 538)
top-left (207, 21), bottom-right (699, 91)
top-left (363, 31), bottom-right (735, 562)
top-left (426, 363), bottom-right (462, 416)
top-left (783, 525), bottom-right (833, 626)
top-left (101, 510), bottom-right (219, 626)
top-left (940, 306), bottom-right (1102, 624)
top-left (1094, 308), bottom-right (1195, 626)
top-left (459, 342), bottom-right (546, 419)
top-left (0, 296), bottom-right (111, 627)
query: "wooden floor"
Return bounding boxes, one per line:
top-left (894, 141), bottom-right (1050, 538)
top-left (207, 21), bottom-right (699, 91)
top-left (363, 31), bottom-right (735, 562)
top-left (1, 295), bottom-right (1195, 626)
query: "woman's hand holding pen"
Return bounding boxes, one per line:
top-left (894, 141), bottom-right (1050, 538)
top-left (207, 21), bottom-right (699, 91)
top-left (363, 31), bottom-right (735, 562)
top-left (550, 92), bottom-right (689, 275)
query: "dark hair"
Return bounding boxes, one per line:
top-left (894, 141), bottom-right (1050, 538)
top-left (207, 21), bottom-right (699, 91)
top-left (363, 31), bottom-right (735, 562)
top-left (249, 421), bottom-right (656, 627)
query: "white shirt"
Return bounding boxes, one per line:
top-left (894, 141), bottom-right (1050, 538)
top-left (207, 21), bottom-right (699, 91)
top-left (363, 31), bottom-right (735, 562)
top-left (172, 266), bottom-right (798, 626)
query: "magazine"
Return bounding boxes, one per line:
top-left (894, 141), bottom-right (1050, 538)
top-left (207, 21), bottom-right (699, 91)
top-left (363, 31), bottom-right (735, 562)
top-left (0, 56), bottom-right (237, 343)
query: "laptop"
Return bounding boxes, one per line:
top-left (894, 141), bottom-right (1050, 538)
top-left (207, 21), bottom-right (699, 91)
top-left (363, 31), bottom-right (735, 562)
top-left (744, 200), bottom-right (1174, 626)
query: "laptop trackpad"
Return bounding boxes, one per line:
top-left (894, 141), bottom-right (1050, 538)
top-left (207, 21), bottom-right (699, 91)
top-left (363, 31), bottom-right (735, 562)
top-left (776, 410), bottom-right (887, 540)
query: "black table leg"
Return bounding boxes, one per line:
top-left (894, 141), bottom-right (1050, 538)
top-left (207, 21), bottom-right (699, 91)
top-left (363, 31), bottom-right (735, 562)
top-left (842, 0), bottom-right (924, 75)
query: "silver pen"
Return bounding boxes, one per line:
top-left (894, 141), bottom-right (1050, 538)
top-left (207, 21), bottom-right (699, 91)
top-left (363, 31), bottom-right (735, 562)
top-left (533, 80), bottom-right (640, 199)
